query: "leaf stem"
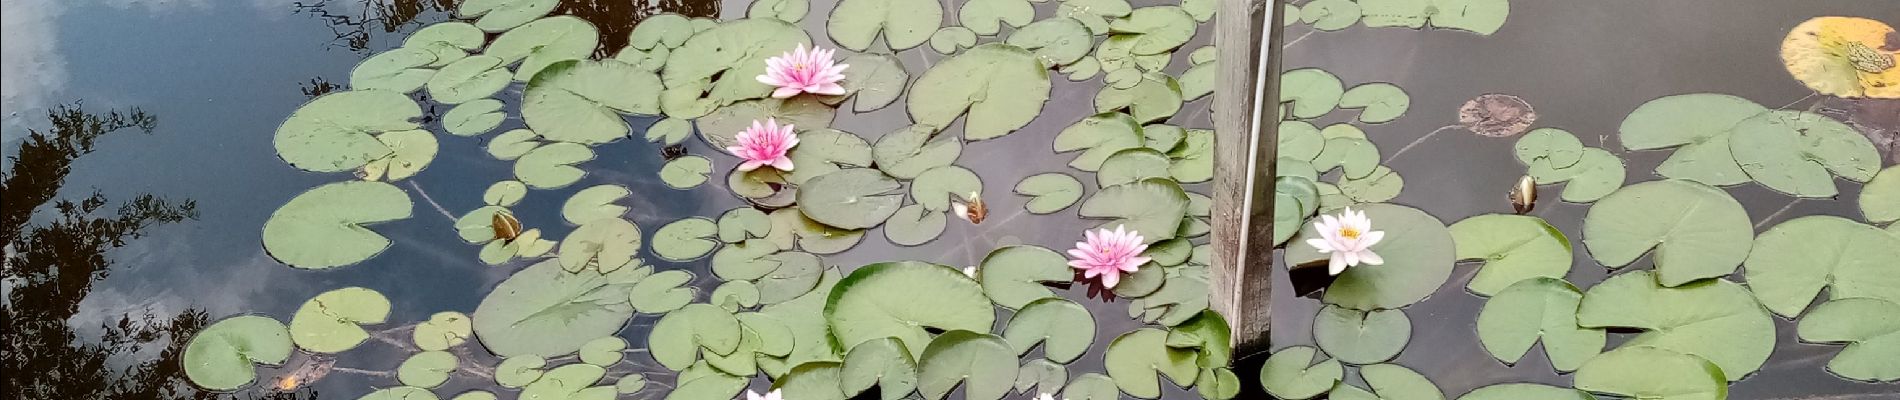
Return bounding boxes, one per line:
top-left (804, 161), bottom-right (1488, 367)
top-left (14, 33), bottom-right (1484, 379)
top-left (1383, 125), bottom-right (1459, 164)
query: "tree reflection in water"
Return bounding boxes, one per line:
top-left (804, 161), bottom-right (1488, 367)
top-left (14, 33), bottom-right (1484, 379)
top-left (0, 105), bottom-right (313, 400)
top-left (295, 0), bottom-right (721, 56)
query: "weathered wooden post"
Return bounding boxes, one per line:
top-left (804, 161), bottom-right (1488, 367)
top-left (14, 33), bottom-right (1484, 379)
top-left (1210, 0), bottom-right (1282, 356)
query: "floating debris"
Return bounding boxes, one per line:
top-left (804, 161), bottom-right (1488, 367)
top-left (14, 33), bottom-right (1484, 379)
top-left (1458, 94), bottom-right (1538, 137)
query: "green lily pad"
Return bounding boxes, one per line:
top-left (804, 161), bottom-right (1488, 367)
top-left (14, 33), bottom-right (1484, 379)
top-left (696, 97), bottom-right (837, 150)
top-left (786, 129), bottom-right (874, 185)
top-left (182, 315), bottom-right (292, 391)
top-left (458, 0), bottom-right (558, 31)
top-left (1796, 297), bottom-right (1900, 382)
top-left (629, 14), bottom-right (694, 50)
top-left (1863, 166), bottom-right (1900, 224)
top-left (562, 185), bottom-right (630, 225)
top-left (559, 218), bottom-right (643, 273)
top-left (1169, 129), bottom-right (1214, 183)
top-left (262, 181), bottom-right (411, 269)
top-left (1743, 215), bottom-right (1900, 318)
top-left (1095, 72), bottom-right (1183, 125)
top-left (841, 337), bottom-right (919, 400)
top-left (872, 124), bottom-right (961, 179)
top-left (473, 259), bottom-right (638, 357)
top-left (827, 261), bottom-right (995, 356)
top-left (911, 166), bottom-right (981, 212)
top-left (660, 156), bottom-right (714, 189)
top-left (413, 311), bottom-right (473, 352)
top-left (650, 304), bottom-right (744, 370)
top-left (777, 361), bottom-right (846, 400)
top-left (1450, 214), bottom-right (1574, 295)
top-left (1274, 177), bottom-right (1321, 246)
top-left (1257, 346), bottom-right (1342, 400)
top-left (1196, 367), bottom-right (1241, 400)
top-left (360, 387), bottom-right (441, 400)
top-left (404, 21), bottom-right (483, 66)
top-left (884, 204), bottom-right (948, 246)
top-left (667, 367), bottom-right (748, 400)
top-left (1338, 165), bottom-right (1405, 203)
top-left (630, 269), bottom-right (699, 314)
top-left (451, 390), bottom-right (497, 400)
top-left (1145, 238), bottom-right (1192, 267)
top-left (1456, 384), bottom-right (1596, 400)
top-left (1006, 18), bottom-right (1093, 67)
top-left (1339, 83), bottom-right (1411, 123)
top-left (653, 217), bottom-right (720, 261)
top-left (661, 19), bottom-right (810, 119)
top-left (917, 330), bottom-right (1017, 400)
top-left (288, 287), bottom-right (389, 354)
top-left (930, 26), bottom-right (980, 54)
top-left (712, 240), bottom-right (779, 280)
top-left (1108, 6), bottom-right (1196, 54)
top-left (1104, 328), bottom-right (1199, 399)
top-left (767, 208), bottom-right (866, 254)
top-left (1080, 178), bottom-right (1189, 244)
top-left (1016, 359), bottom-right (1068, 395)
top-left (579, 336), bottom-right (628, 366)
top-left (358, 129), bottom-right (438, 181)
top-left (1429, 0), bottom-right (1510, 35)
top-left (1582, 179), bottom-right (1752, 286)
top-left (488, 129), bottom-right (543, 160)
top-left (757, 251), bottom-right (825, 304)
top-left (1285, 203), bottom-right (1455, 310)
top-left (398, 351), bottom-right (457, 388)
top-left (1002, 297), bottom-right (1096, 363)
top-left (1526, 147), bottom-right (1623, 202)
top-left (523, 60), bottom-right (662, 144)
top-left (1300, 0), bottom-right (1362, 31)
top-left (615, 375), bottom-right (647, 394)
top-left (1063, 373), bottom-right (1120, 400)
top-left (1476, 278), bottom-right (1603, 372)
top-left (442, 100), bottom-right (504, 137)
top-left (757, 267), bottom-right (846, 376)
top-left (274, 90), bottom-right (419, 173)
top-left (1577, 270), bottom-right (1773, 381)
top-left (1016, 173), bottom-right (1084, 214)
top-left (1573, 346), bottom-right (1727, 400)
top-left (1730, 110), bottom-right (1882, 198)
top-left (978, 245), bottom-right (1074, 309)
top-left (1320, 123), bottom-right (1367, 141)
top-left (494, 355), bottom-right (546, 388)
top-left (1280, 68), bottom-right (1343, 119)
top-left (515, 142), bottom-right (594, 189)
top-left (645, 118), bottom-right (694, 145)
top-left (1617, 93), bottom-right (1765, 186)
top-left (1280, 121), bottom-right (1325, 161)
top-left (1169, 310), bottom-right (1233, 368)
top-left (748, 0), bottom-right (809, 22)
top-left (1312, 305), bottom-right (1409, 365)
top-left (350, 47), bottom-right (436, 93)
top-left (797, 169), bottom-right (904, 229)
top-left (428, 55), bottom-right (511, 104)
top-left (838, 54), bottom-right (908, 112)
top-left (1312, 137), bottom-right (1382, 180)
top-left (1143, 124), bottom-right (1185, 151)
top-left (1061, 56), bottom-right (1103, 81)
top-left (1328, 364), bottom-right (1443, 400)
top-left (520, 364), bottom-right (608, 400)
top-left (1055, 112), bottom-right (1145, 171)
top-left (961, 0), bottom-right (1034, 35)
top-left (718, 208), bottom-right (772, 243)
top-left (829, 0), bottom-right (941, 51)
top-left (485, 16), bottom-right (598, 81)
top-left (909, 43), bottom-right (1051, 141)
top-left (711, 281), bottom-right (761, 312)
top-left (1514, 128), bottom-right (1586, 169)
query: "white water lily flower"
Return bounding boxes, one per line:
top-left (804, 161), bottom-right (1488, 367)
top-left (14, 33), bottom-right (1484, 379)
top-left (962, 266), bottom-right (977, 278)
top-left (1035, 393), bottom-right (1059, 400)
top-left (745, 389), bottom-right (782, 400)
top-left (1304, 207), bottom-right (1386, 275)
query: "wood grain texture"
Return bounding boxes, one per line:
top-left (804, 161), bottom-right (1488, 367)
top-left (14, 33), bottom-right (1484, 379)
top-left (1210, 0), bottom-right (1281, 356)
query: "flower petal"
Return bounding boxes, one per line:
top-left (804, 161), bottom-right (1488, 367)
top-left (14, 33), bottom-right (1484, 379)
top-left (1329, 255), bottom-right (1348, 275)
top-left (1305, 238), bottom-right (1335, 253)
top-left (1359, 250), bottom-right (1384, 265)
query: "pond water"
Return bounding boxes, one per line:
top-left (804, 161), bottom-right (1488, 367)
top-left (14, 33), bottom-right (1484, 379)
top-left (3, 0), bottom-right (1222, 399)
top-left (1251, 1), bottom-right (1900, 399)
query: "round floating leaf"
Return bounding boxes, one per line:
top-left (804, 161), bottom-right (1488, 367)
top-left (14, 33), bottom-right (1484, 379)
top-left (785, 129), bottom-right (874, 185)
top-left (1015, 173), bottom-right (1084, 214)
top-left (884, 204), bottom-right (947, 246)
top-left (1061, 56), bottom-right (1103, 81)
top-left (451, 391), bottom-right (496, 400)
top-left (1583, 180), bottom-right (1752, 286)
top-left (495, 355), bottom-right (546, 388)
top-left (661, 19), bottom-right (810, 119)
top-left (485, 16), bottom-right (598, 81)
top-left (841, 337), bottom-right (919, 399)
top-left (667, 368), bottom-right (748, 400)
top-left (1257, 346), bottom-right (1342, 400)
top-left (520, 364), bottom-right (607, 400)
top-left (1456, 384), bottom-right (1595, 400)
top-left (653, 217), bottom-right (719, 261)
top-left (1002, 298), bottom-right (1096, 363)
top-left (1576, 270), bottom-right (1773, 380)
top-left (1795, 297), bottom-right (1900, 382)
top-left (961, 0), bottom-right (1034, 35)
top-left (1144, 124), bottom-right (1185, 152)
top-left (829, 0), bottom-right (942, 51)
top-left (911, 166), bottom-right (981, 212)
top-left (360, 387), bottom-right (441, 400)
top-left (1730, 110), bottom-right (1882, 198)
top-left (263, 181), bottom-right (412, 269)
top-left (1016, 359), bottom-right (1067, 395)
top-left (873, 124), bottom-right (961, 180)
top-left (1312, 137), bottom-right (1381, 180)
top-left (351, 48), bottom-right (437, 93)
top-left (1743, 215), bottom-right (1900, 318)
top-left (1300, 0), bottom-right (1361, 31)
top-left (777, 361), bottom-right (846, 400)
top-left (1280, 121), bottom-right (1325, 161)
top-left (398, 351), bottom-right (457, 388)
top-left (645, 118), bottom-right (694, 145)
top-left (1168, 129), bottom-right (1214, 183)
top-left (458, 0), bottom-right (558, 31)
top-left (1450, 214), bottom-right (1573, 296)
top-left (1338, 166), bottom-right (1405, 203)
top-left (274, 90), bottom-right (419, 173)
top-left (1476, 278), bottom-right (1603, 372)
top-left (559, 218), bottom-right (643, 273)
top-left (908, 43), bottom-right (1051, 141)
top-left (659, 156), bottom-right (713, 189)
top-left (615, 375), bottom-right (647, 394)
top-left (1054, 112), bottom-right (1144, 171)
top-left (712, 239), bottom-right (779, 280)
top-left (562, 185), bottom-right (630, 225)
top-left (439, 101), bottom-right (504, 140)
top-left (488, 129), bottom-right (543, 160)
top-left (711, 281), bottom-right (761, 312)
top-left (1427, 0), bottom-right (1509, 35)
top-left (1779, 16), bottom-right (1900, 98)
top-left (1514, 128), bottom-right (1586, 170)
top-left (757, 251), bottom-right (825, 305)
top-left (1312, 305), bottom-right (1409, 365)
top-left (1331, 364), bottom-right (1443, 400)
top-left (797, 169), bottom-right (904, 229)
top-left (630, 270), bottom-right (698, 314)
top-left (1863, 166), bottom-right (1900, 223)
top-left (1095, 72), bottom-right (1182, 125)
top-left (1079, 178), bottom-right (1189, 244)
top-left (766, 208), bottom-right (866, 254)
top-left (523, 60), bottom-right (661, 144)
top-left (838, 54), bottom-right (908, 112)
top-left (629, 14), bottom-right (694, 50)
top-left (1063, 373), bottom-right (1120, 400)
top-left (413, 311), bottom-right (473, 351)
top-left (718, 208), bottom-right (772, 243)
top-left (1170, 310), bottom-right (1234, 368)
top-left (1573, 346), bottom-right (1726, 400)
top-left (183, 316), bottom-right (292, 391)
top-left (827, 261), bottom-right (995, 356)
top-left (748, 0), bottom-right (809, 22)
top-left (579, 336), bottom-right (628, 366)
top-left (1197, 367), bottom-right (1241, 400)
top-left (428, 55), bottom-right (511, 104)
top-left (1103, 328), bottom-right (1199, 399)
top-left (929, 26), bottom-right (979, 54)
top-left (1617, 93), bottom-right (1765, 186)
top-left (358, 130), bottom-right (438, 181)
top-left (696, 97), bottom-right (837, 150)
top-left (1339, 83), bottom-right (1410, 123)
top-left (1006, 18), bottom-right (1093, 67)
top-left (404, 21), bottom-right (483, 66)
top-left (1280, 68), bottom-right (1343, 119)
top-left (473, 259), bottom-right (637, 357)
top-left (917, 331), bottom-right (1017, 400)
top-left (1285, 203), bottom-right (1455, 310)
top-left (979, 245), bottom-right (1074, 309)
top-left (649, 304), bottom-right (743, 371)
top-left (289, 287), bottom-right (390, 354)
top-left (515, 142), bottom-right (594, 189)
top-left (1108, 6), bottom-right (1195, 54)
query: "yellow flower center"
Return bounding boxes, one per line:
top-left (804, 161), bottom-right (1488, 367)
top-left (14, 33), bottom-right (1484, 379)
top-left (1338, 227), bottom-right (1361, 240)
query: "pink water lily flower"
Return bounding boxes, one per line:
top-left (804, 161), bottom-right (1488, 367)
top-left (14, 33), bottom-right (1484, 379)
top-left (757, 43), bottom-right (849, 98)
top-left (744, 389), bottom-right (782, 400)
top-left (1305, 207), bottom-right (1385, 275)
top-left (1067, 225), bottom-right (1150, 289)
top-left (727, 118), bottom-right (799, 171)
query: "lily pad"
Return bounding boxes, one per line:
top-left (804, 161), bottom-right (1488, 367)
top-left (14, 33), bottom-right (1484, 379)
top-left (1080, 178), bottom-right (1188, 244)
top-left (1284, 203), bottom-right (1455, 310)
top-left (398, 351), bottom-right (457, 388)
top-left (494, 355), bottom-right (546, 388)
top-left (786, 129), bottom-right (874, 185)
top-left (350, 48), bottom-right (437, 93)
top-left (767, 208), bottom-right (866, 254)
top-left (915, 331), bottom-right (1016, 400)
top-left (660, 156), bottom-right (714, 189)
top-left (1006, 18), bottom-right (1094, 67)
top-left (1108, 6), bottom-right (1196, 54)
top-left (1054, 112), bottom-right (1145, 171)
top-left (428, 55), bottom-right (512, 104)
top-left (1729, 110), bottom-right (1881, 198)
top-left (839, 54), bottom-right (909, 112)
top-left (661, 19), bottom-right (810, 119)
top-left (653, 217), bottom-right (720, 261)
top-left (1095, 72), bottom-right (1183, 124)
top-left (1300, 0), bottom-right (1362, 31)
top-left (404, 22), bottom-right (483, 66)
top-left (873, 124), bottom-right (962, 180)
top-left (262, 181), bottom-right (412, 269)
top-left (288, 287), bottom-right (390, 354)
top-left (1168, 129), bottom-right (1214, 183)
top-left (718, 208), bottom-right (772, 243)
top-left (756, 251), bottom-right (825, 304)
top-left (473, 259), bottom-right (638, 357)
top-left (1258, 346), bottom-right (1341, 400)
top-left (1863, 166), bottom-right (1900, 224)
top-left (930, 26), bottom-right (979, 54)
top-left (826, 261), bottom-right (995, 356)
top-left (1617, 93), bottom-right (1765, 186)
top-left (1016, 359), bottom-right (1067, 395)
top-left (523, 60), bottom-right (662, 145)
top-left (560, 185), bottom-right (629, 226)
top-left (1015, 173), bottom-right (1084, 214)
top-left (649, 304), bottom-right (744, 371)
top-left (1582, 179), bottom-right (1752, 286)
top-left (645, 118), bottom-right (694, 145)
top-left (1476, 278), bottom-right (1603, 372)
top-left (797, 169), bottom-right (904, 229)
top-left (961, 0), bottom-right (1034, 35)
top-left (748, 0), bottom-right (809, 22)
top-left (458, 0), bottom-right (559, 31)
top-left (443, 100), bottom-right (505, 137)
top-left (514, 142), bottom-right (595, 189)
top-left (978, 245), bottom-right (1074, 309)
top-left (1455, 384), bottom-right (1596, 400)
top-left (1742, 215), bottom-right (1900, 318)
top-left (413, 311), bottom-right (473, 352)
top-left (559, 218), bottom-right (643, 273)
top-left (778, 361), bottom-right (847, 400)
top-left (1329, 364), bottom-right (1443, 400)
top-left (360, 387), bottom-right (441, 400)
top-left (1063, 373), bottom-right (1121, 400)
top-left (696, 97), bottom-right (837, 150)
top-left (884, 204), bottom-right (947, 246)
top-left (711, 281), bottom-right (761, 311)
top-left (1573, 346), bottom-right (1727, 400)
top-left (1449, 214), bottom-right (1573, 296)
top-left (911, 166), bottom-right (981, 212)
top-left (579, 336), bottom-right (628, 366)
top-left (488, 129), bottom-right (544, 160)
top-left (1796, 297), bottom-right (1900, 382)
top-left (908, 43), bottom-right (1051, 141)
top-left (182, 315), bottom-right (293, 391)
top-left (1312, 305), bottom-right (1409, 365)
top-left (1576, 270), bottom-right (1774, 381)
top-left (630, 270), bottom-right (699, 314)
top-left (629, 14), bottom-right (694, 50)
top-left (520, 364), bottom-right (608, 400)
top-left (485, 16), bottom-right (599, 81)
top-left (274, 90), bottom-right (419, 173)
top-left (828, 0), bottom-right (942, 51)
top-left (841, 337), bottom-right (919, 400)
top-left (1002, 297), bottom-right (1096, 364)
top-left (358, 129), bottom-right (439, 182)
top-left (1514, 128), bottom-right (1586, 170)
top-left (1280, 68), bottom-right (1343, 119)
top-left (1104, 328), bottom-right (1199, 399)
top-left (1339, 83), bottom-right (1410, 123)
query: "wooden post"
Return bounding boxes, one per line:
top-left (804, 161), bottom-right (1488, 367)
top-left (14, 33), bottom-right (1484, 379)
top-left (1210, 0), bottom-right (1281, 356)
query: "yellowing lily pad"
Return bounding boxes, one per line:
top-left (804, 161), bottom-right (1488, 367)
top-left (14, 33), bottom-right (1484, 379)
top-left (1781, 17), bottom-right (1900, 99)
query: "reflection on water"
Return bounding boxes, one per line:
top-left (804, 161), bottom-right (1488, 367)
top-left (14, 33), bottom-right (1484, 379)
top-left (295, 0), bottom-right (720, 55)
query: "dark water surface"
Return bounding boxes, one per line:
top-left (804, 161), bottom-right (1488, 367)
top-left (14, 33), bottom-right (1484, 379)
top-left (1251, 1), bottom-right (1900, 399)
